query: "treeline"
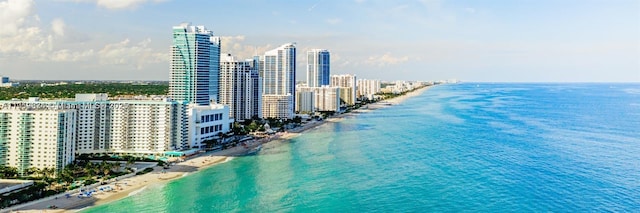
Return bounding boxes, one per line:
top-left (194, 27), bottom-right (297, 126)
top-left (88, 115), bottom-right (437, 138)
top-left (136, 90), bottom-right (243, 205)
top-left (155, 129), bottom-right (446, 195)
top-left (0, 83), bottom-right (169, 100)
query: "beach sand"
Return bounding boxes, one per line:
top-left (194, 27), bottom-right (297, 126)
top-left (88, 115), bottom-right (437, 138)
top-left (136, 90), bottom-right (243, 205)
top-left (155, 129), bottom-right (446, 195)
top-left (4, 85), bottom-right (433, 213)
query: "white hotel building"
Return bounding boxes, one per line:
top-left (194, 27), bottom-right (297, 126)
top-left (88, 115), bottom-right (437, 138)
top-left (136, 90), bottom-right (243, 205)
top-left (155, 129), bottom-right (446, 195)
top-left (261, 43), bottom-right (296, 119)
top-left (220, 53), bottom-right (262, 120)
top-left (0, 93), bottom-right (231, 174)
top-left (0, 109), bottom-right (76, 176)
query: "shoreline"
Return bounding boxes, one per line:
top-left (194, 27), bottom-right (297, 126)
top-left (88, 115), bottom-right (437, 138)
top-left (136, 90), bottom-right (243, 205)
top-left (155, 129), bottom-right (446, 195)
top-left (5, 85), bottom-right (433, 213)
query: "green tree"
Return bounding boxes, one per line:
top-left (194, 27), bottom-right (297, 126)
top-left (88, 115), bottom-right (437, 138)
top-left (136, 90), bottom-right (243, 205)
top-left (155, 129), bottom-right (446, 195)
top-left (0, 166), bottom-right (18, 178)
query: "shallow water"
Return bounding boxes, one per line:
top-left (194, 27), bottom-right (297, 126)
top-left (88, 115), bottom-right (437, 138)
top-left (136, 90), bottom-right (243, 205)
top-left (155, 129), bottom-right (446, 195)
top-left (84, 83), bottom-right (640, 212)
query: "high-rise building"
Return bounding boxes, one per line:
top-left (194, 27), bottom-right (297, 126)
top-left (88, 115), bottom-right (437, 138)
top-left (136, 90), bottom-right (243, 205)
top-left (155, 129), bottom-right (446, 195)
top-left (0, 96), bottom-right (189, 156)
top-left (330, 74), bottom-right (357, 106)
top-left (220, 53), bottom-right (262, 120)
top-left (262, 43), bottom-right (296, 119)
top-left (169, 23), bottom-right (221, 105)
top-left (0, 109), bottom-right (76, 175)
top-left (306, 49), bottom-right (330, 87)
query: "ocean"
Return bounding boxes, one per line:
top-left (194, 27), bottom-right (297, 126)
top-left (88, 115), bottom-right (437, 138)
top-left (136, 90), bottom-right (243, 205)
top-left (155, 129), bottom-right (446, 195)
top-left (84, 83), bottom-right (640, 212)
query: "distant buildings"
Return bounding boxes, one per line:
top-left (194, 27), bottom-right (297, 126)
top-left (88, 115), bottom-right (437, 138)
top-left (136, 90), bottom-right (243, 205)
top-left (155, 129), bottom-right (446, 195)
top-left (169, 23), bottom-right (221, 105)
top-left (219, 53), bottom-right (262, 120)
top-left (306, 49), bottom-right (330, 87)
top-left (261, 43), bottom-right (296, 119)
top-left (0, 76), bottom-right (18, 87)
top-left (357, 79), bottom-right (381, 100)
top-left (380, 81), bottom-right (426, 94)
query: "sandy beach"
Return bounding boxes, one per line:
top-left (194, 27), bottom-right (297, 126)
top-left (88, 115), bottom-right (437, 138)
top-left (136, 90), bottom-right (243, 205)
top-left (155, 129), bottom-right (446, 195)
top-left (3, 85), bottom-right (433, 213)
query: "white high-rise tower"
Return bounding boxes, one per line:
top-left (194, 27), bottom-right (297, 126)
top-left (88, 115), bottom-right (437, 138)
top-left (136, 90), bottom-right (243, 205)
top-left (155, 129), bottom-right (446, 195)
top-left (220, 53), bottom-right (262, 120)
top-left (261, 43), bottom-right (296, 119)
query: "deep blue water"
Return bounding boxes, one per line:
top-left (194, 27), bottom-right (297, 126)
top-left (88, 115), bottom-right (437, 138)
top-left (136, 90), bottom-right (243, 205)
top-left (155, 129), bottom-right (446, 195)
top-left (85, 83), bottom-right (640, 212)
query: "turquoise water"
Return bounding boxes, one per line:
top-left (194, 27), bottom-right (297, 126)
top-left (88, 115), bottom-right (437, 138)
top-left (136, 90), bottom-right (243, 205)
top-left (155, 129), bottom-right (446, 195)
top-left (84, 83), bottom-right (640, 212)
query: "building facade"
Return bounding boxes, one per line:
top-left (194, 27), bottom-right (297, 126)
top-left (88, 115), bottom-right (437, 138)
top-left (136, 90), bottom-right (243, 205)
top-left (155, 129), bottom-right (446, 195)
top-left (0, 95), bottom-right (189, 156)
top-left (0, 109), bottom-right (76, 175)
top-left (169, 23), bottom-right (221, 105)
top-left (262, 43), bottom-right (296, 118)
top-left (330, 74), bottom-right (357, 106)
top-left (296, 86), bottom-right (341, 113)
top-left (262, 95), bottom-right (293, 119)
top-left (220, 54), bottom-right (262, 120)
top-left (306, 49), bottom-right (330, 87)
top-left (186, 104), bottom-right (232, 149)
top-left (356, 79), bottom-right (381, 99)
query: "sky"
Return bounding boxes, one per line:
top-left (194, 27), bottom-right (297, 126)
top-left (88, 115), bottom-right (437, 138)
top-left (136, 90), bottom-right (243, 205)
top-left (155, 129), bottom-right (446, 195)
top-left (0, 0), bottom-right (638, 82)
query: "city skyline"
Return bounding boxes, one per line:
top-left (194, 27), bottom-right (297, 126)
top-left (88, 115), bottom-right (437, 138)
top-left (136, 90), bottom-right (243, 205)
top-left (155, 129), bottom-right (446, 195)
top-left (0, 0), bottom-right (638, 82)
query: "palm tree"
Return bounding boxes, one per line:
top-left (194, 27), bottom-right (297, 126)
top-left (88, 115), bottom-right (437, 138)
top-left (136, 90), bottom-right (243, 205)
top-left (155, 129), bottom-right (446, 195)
top-left (101, 161), bottom-right (113, 180)
top-left (0, 166), bottom-right (18, 178)
top-left (126, 158), bottom-right (135, 171)
top-left (59, 167), bottom-right (75, 186)
top-left (84, 162), bottom-right (98, 180)
top-left (41, 167), bottom-right (55, 182)
top-left (25, 167), bottom-right (41, 179)
top-left (112, 162), bottom-right (122, 174)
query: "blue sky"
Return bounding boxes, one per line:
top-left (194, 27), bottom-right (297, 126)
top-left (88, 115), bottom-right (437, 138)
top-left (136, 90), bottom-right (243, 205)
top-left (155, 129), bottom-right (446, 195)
top-left (0, 0), bottom-right (638, 82)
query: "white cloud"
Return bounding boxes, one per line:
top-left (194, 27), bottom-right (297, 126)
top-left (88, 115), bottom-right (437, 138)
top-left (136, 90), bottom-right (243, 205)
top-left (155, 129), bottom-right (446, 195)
top-left (0, 0), bottom-right (165, 69)
top-left (326, 18), bottom-right (342, 25)
top-left (0, 0), bottom-right (35, 36)
top-left (98, 38), bottom-right (167, 69)
top-left (51, 18), bottom-right (65, 36)
top-left (51, 49), bottom-right (94, 62)
top-left (62, 0), bottom-right (167, 10)
top-left (0, 0), bottom-right (81, 61)
top-left (220, 35), bottom-right (272, 60)
top-left (366, 52), bottom-right (409, 67)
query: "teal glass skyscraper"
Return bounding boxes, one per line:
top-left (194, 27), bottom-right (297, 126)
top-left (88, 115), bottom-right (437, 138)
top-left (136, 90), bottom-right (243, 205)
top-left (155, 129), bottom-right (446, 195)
top-left (169, 23), bottom-right (221, 105)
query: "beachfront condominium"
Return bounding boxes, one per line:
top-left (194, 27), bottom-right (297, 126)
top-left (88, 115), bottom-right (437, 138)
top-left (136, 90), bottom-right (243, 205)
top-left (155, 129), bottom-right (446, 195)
top-left (296, 86), bottom-right (341, 113)
top-left (262, 95), bottom-right (293, 119)
top-left (356, 79), bottom-right (381, 100)
top-left (261, 43), bottom-right (296, 119)
top-left (220, 53), bottom-right (262, 120)
top-left (0, 95), bottom-right (189, 156)
top-left (0, 108), bottom-right (76, 176)
top-left (306, 49), bottom-right (330, 87)
top-left (330, 74), bottom-right (357, 106)
top-left (169, 22), bottom-right (221, 105)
